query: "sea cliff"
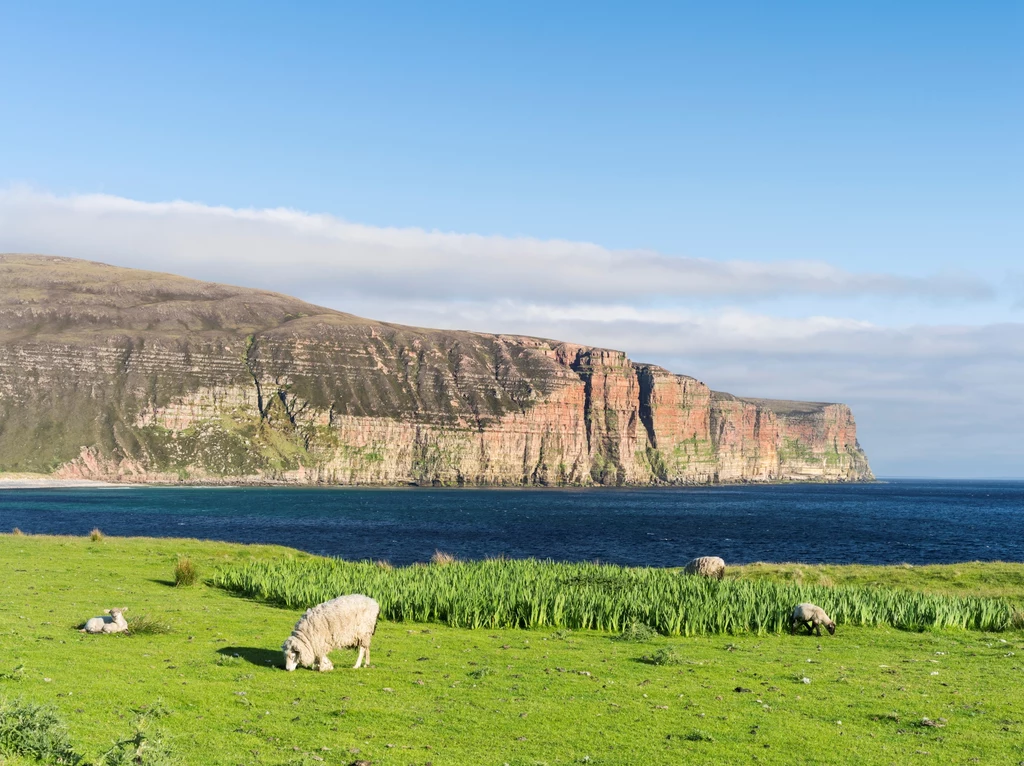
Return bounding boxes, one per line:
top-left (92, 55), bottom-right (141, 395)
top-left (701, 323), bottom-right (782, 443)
top-left (0, 254), bottom-right (873, 485)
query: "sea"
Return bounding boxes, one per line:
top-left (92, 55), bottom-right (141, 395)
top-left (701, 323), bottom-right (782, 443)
top-left (1, 479), bottom-right (1022, 567)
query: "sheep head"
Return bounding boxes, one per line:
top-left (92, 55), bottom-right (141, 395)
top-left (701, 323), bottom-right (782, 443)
top-left (282, 636), bottom-right (312, 671)
top-left (825, 620), bottom-right (836, 635)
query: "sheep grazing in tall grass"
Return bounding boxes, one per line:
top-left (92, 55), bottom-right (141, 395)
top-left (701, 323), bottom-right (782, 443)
top-left (683, 556), bottom-right (726, 580)
top-left (81, 608), bottom-right (128, 634)
top-left (791, 603), bottom-right (836, 636)
top-left (282, 594), bottom-right (380, 672)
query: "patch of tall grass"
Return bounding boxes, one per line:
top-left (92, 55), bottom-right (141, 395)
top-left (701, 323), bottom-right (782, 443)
top-left (213, 558), bottom-right (1019, 635)
top-left (173, 556), bottom-right (198, 587)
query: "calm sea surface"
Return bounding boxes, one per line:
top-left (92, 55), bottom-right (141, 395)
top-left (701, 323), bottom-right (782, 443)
top-left (1, 480), bottom-right (1022, 567)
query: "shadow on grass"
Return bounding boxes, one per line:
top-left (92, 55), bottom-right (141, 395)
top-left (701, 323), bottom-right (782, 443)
top-left (148, 579), bottom-right (178, 588)
top-left (217, 646), bottom-right (282, 668)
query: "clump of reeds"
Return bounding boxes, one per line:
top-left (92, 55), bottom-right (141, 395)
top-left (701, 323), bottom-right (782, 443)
top-left (211, 557), bottom-right (1020, 635)
top-left (173, 556), bottom-right (199, 587)
top-left (11, 528), bottom-right (23, 536)
top-left (89, 528), bottom-right (104, 542)
top-left (374, 560), bottom-right (393, 571)
top-left (431, 550), bottom-right (457, 566)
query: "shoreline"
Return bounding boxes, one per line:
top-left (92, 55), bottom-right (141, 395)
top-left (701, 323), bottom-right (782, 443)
top-left (0, 475), bottom-right (123, 489)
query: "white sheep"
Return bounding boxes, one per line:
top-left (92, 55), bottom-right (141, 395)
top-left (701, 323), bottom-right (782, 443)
top-left (683, 556), bottom-right (726, 580)
top-left (791, 603), bottom-right (836, 636)
top-left (80, 608), bottom-right (128, 634)
top-left (282, 594), bottom-right (380, 672)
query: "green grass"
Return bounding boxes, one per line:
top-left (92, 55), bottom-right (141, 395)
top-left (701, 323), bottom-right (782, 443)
top-left (0, 534), bottom-right (1022, 765)
top-left (212, 557), bottom-right (1020, 634)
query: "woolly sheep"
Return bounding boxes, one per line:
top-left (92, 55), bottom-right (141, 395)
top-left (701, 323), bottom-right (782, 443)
top-left (282, 594), bottom-right (380, 672)
top-left (80, 608), bottom-right (128, 634)
top-left (790, 603), bottom-right (836, 636)
top-left (683, 556), bottom-right (726, 580)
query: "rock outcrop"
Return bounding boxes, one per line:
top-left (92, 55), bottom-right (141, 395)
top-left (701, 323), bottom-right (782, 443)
top-left (0, 254), bottom-right (873, 485)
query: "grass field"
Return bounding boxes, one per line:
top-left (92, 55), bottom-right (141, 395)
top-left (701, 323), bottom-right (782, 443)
top-left (1, 534), bottom-right (1023, 765)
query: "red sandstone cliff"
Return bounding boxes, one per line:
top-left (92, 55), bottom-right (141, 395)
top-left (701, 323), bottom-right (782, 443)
top-left (0, 254), bottom-right (873, 485)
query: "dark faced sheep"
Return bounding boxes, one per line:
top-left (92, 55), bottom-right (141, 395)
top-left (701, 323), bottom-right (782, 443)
top-left (791, 603), bottom-right (835, 636)
top-left (282, 594), bottom-right (380, 672)
top-left (683, 556), bottom-right (726, 580)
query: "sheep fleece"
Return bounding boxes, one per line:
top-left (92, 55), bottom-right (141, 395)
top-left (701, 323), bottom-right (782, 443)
top-left (286, 594), bottom-right (379, 664)
top-left (684, 556), bottom-right (726, 579)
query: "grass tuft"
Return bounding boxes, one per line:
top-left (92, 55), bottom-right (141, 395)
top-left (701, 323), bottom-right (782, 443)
top-left (0, 665), bottom-right (25, 681)
top-left (682, 729), bottom-right (715, 742)
top-left (614, 621), bottom-right (658, 642)
top-left (0, 696), bottom-right (83, 765)
top-left (10, 528), bottom-right (23, 536)
top-left (430, 550), bottom-right (456, 566)
top-left (173, 556), bottom-right (199, 587)
top-left (90, 528), bottom-right (104, 542)
top-left (641, 647), bottom-right (685, 665)
top-left (126, 615), bottom-right (173, 636)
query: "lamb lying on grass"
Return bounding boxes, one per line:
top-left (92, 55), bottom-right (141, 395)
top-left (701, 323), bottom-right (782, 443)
top-left (80, 608), bottom-right (128, 634)
top-left (791, 603), bottom-right (836, 636)
top-left (282, 594), bottom-right (380, 672)
top-left (683, 556), bottom-right (726, 580)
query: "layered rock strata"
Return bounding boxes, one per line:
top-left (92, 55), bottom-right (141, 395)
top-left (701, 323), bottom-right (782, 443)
top-left (0, 255), bottom-right (873, 485)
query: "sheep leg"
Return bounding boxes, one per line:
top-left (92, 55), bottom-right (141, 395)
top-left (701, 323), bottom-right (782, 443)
top-left (353, 646), bottom-right (365, 669)
top-left (318, 656), bottom-right (334, 672)
top-left (814, 622), bottom-right (822, 637)
top-left (364, 643), bottom-right (370, 667)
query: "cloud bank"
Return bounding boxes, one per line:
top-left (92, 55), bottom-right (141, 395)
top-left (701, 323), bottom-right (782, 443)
top-left (0, 188), bottom-right (992, 303)
top-left (1, 188), bottom-right (1020, 477)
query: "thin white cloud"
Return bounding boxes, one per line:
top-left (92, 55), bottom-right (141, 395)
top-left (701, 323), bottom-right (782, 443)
top-left (0, 188), bottom-right (993, 302)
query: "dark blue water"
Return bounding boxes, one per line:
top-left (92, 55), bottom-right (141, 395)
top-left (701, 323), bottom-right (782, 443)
top-left (1, 480), bottom-right (1022, 566)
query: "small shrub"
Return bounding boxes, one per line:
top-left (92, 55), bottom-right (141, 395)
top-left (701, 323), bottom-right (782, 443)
top-left (614, 621), bottom-right (657, 642)
top-left (126, 615), bottom-right (172, 636)
top-left (641, 648), bottom-right (685, 666)
top-left (0, 697), bottom-right (82, 765)
top-left (100, 718), bottom-right (175, 766)
top-left (468, 666), bottom-right (492, 680)
top-left (173, 557), bottom-right (198, 587)
top-left (10, 528), bottom-right (23, 536)
top-left (431, 550), bottom-right (456, 566)
top-left (89, 528), bottom-right (104, 542)
top-left (1011, 609), bottom-right (1024, 631)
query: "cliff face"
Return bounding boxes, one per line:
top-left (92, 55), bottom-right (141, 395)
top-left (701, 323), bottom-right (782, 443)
top-left (0, 255), bottom-right (873, 485)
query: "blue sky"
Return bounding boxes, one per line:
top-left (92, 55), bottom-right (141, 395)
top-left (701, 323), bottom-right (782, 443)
top-left (1, 2), bottom-right (1022, 476)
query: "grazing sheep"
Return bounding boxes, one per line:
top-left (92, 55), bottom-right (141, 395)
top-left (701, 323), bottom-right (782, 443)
top-left (790, 603), bottom-right (836, 636)
top-left (282, 594), bottom-right (380, 672)
top-left (80, 608), bottom-right (128, 634)
top-left (683, 556), bottom-right (726, 580)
